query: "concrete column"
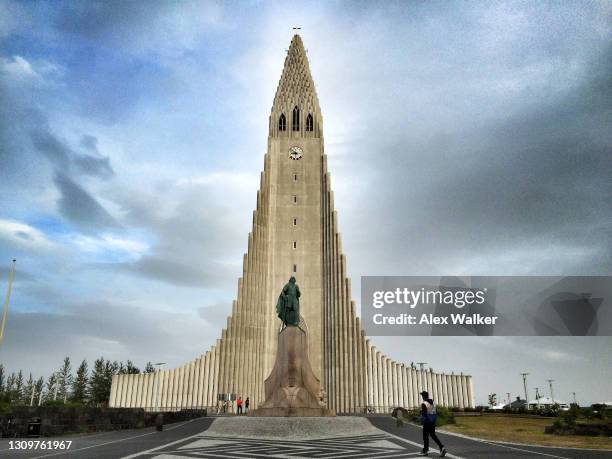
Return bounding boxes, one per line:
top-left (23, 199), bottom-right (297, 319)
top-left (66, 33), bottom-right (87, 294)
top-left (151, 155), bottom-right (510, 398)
top-left (116, 375), bottom-right (123, 408)
top-left (140, 373), bottom-right (148, 408)
top-left (109, 375), bottom-right (118, 407)
top-left (189, 361), bottom-right (196, 407)
top-left (198, 354), bottom-right (206, 408)
top-left (211, 340), bottom-right (220, 408)
top-left (410, 368), bottom-right (417, 407)
top-left (433, 373), bottom-right (442, 403)
top-left (373, 351), bottom-right (379, 410)
top-left (142, 374), bottom-right (148, 408)
top-left (458, 374), bottom-right (465, 409)
top-left (469, 376), bottom-right (475, 408)
top-left (440, 373), bottom-right (448, 407)
top-left (159, 370), bottom-right (167, 410)
top-left (461, 374), bottom-right (469, 409)
top-left (116, 375), bottom-right (123, 407)
top-left (405, 366), bottom-right (412, 408)
top-left (170, 368), bottom-right (177, 410)
top-left (365, 342), bottom-right (372, 409)
top-left (149, 372), bottom-right (157, 409)
top-left (193, 357), bottom-right (201, 408)
top-left (389, 361), bottom-right (395, 408)
top-left (387, 358), bottom-right (393, 410)
top-left (398, 364), bottom-right (405, 407)
top-left (380, 355), bottom-right (387, 411)
top-left (125, 374), bottom-right (133, 407)
top-left (133, 374), bottom-right (140, 408)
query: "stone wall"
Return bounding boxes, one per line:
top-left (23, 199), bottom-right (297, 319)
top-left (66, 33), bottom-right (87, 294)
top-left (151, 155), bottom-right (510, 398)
top-left (0, 407), bottom-right (206, 438)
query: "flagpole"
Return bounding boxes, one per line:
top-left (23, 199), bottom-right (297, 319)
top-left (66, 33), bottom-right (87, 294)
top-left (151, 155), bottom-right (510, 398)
top-left (0, 259), bottom-right (17, 348)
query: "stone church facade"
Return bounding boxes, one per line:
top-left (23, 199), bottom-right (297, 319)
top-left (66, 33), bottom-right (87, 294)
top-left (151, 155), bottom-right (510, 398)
top-left (109, 35), bottom-right (475, 413)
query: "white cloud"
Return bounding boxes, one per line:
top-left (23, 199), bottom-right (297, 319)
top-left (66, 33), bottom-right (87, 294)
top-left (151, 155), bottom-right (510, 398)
top-left (0, 55), bottom-right (39, 80)
top-left (0, 54), bottom-right (63, 88)
top-left (540, 350), bottom-right (585, 362)
top-left (70, 233), bottom-right (150, 260)
top-left (0, 219), bottom-right (56, 253)
top-left (175, 172), bottom-right (259, 193)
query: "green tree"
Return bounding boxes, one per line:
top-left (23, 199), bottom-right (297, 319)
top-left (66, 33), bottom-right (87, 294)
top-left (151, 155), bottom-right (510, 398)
top-left (0, 364), bottom-right (5, 396)
top-left (57, 357), bottom-right (73, 402)
top-left (34, 377), bottom-right (44, 405)
top-left (89, 357), bottom-right (117, 406)
top-left (14, 370), bottom-right (24, 404)
top-left (5, 372), bottom-right (15, 403)
top-left (144, 362), bottom-right (155, 373)
top-left (23, 373), bottom-right (35, 405)
top-left (125, 361), bottom-right (140, 374)
top-left (72, 360), bottom-right (88, 404)
top-left (45, 373), bottom-right (58, 401)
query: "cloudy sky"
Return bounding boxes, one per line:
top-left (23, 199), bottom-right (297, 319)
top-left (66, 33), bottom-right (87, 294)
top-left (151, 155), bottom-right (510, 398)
top-left (0, 1), bottom-right (610, 405)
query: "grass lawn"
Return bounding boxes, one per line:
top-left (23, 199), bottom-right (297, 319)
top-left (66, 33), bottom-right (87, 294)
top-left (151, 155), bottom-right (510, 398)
top-left (441, 415), bottom-right (612, 450)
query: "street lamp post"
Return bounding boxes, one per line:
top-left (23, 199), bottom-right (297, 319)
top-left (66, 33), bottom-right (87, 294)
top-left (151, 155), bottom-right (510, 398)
top-left (520, 373), bottom-right (529, 409)
top-left (546, 379), bottom-right (555, 404)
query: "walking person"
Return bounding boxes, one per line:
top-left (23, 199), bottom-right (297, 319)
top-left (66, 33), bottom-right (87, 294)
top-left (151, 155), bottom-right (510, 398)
top-left (237, 396), bottom-right (243, 414)
top-left (245, 397), bottom-right (250, 414)
top-left (420, 391), bottom-right (447, 457)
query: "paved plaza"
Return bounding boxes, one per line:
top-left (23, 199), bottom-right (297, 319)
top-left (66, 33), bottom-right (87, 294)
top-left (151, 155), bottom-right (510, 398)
top-left (2, 416), bottom-right (611, 459)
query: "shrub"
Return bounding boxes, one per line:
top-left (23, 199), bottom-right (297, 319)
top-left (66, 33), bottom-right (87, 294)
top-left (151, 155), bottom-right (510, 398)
top-left (435, 406), bottom-right (456, 426)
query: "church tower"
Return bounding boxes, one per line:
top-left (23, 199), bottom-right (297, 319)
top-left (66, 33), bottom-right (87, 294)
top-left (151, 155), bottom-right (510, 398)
top-left (109, 35), bottom-right (475, 413)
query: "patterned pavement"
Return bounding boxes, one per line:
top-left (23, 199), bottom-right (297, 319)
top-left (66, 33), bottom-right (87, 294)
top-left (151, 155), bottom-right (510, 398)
top-left (131, 432), bottom-right (428, 458)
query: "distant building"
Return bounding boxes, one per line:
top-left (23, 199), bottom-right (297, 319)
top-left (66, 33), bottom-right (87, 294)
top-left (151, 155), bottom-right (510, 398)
top-left (504, 396), bottom-right (527, 411)
top-left (490, 403), bottom-right (507, 411)
top-left (528, 396), bottom-right (569, 411)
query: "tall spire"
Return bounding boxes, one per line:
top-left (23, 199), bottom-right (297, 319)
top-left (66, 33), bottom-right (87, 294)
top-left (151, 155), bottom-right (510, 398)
top-left (271, 35), bottom-right (321, 134)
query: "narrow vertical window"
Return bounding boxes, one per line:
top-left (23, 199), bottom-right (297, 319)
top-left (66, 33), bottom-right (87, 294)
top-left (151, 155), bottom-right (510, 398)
top-left (306, 113), bottom-right (313, 132)
top-left (294, 174), bottom-right (298, 181)
top-left (293, 264), bottom-right (297, 273)
top-left (292, 106), bottom-right (300, 131)
top-left (278, 113), bottom-right (286, 131)
top-left (293, 241), bottom-right (297, 249)
top-left (293, 195), bottom-right (297, 203)
top-left (293, 218), bottom-right (297, 226)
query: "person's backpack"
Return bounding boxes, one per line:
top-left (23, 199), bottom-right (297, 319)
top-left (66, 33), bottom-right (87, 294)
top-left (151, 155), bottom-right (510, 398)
top-left (423, 399), bottom-right (437, 424)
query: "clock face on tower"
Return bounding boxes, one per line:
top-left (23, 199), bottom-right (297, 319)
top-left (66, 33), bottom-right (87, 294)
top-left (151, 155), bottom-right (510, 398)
top-left (289, 146), bottom-right (303, 160)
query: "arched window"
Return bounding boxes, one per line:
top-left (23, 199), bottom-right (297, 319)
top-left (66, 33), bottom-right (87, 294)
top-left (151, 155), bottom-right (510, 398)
top-left (306, 113), bottom-right (313, 132)
top-left (278, 113), bottom-right (286, 131)
top-left (292, 106), bottom-right (300, 131)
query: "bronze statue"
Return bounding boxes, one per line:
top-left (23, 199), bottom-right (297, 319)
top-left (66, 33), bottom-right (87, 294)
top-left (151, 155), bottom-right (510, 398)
top-left (276, 276), bottom-right (301, 326)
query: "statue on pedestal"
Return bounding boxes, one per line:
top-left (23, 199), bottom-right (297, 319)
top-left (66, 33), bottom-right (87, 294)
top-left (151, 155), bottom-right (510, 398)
top-left (250, 277), bottom-right (335, 417)
top-left (276, 276), bottom-right (300, 326)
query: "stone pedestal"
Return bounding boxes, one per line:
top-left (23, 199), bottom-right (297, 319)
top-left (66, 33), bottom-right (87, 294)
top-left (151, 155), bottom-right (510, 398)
top-left (250, 325), bottom-right (335, 417)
